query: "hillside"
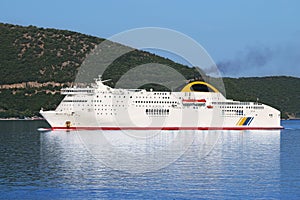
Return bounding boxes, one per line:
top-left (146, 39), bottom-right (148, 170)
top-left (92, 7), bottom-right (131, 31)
top-left (223, 76), bottom-right (300, 119)
top-left (0, 23), bottom-right (299, 119)
top-left (0, 22), bottom-right (201, 117)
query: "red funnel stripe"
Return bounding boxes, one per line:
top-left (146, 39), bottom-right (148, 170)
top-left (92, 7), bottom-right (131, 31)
top-left (182, 99), bottom-right (206, 103)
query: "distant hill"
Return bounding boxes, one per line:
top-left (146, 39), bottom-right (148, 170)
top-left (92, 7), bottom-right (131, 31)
top-left (0, 23), bottom-right (200, 85)
top-left (223, 76), bottom-right (300, 119)
top-left (0, 23), bottom-right (299, 119)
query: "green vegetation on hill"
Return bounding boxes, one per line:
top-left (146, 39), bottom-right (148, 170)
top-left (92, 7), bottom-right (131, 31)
top-left (0, 23), bottom-right (299, 119)
top-left (0, 87), bottom-right (63, 118)
top-left (0, 23), bottom-right (102, 84)
top-left (223, 76), bottom-right (300, 119)
top-left (0, 23), bottom-right (200, 85)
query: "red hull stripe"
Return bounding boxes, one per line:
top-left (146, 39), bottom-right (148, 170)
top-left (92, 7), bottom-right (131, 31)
top-left (51, 126), bottom-right (283, 131)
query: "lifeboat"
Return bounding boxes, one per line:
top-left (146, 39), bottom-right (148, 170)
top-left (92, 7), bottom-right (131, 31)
top-left (182, 99), bottom-right (206, 103)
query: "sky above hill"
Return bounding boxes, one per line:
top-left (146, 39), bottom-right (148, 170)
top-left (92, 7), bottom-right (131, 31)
top-left (1, 0), bottom-right (300, 77)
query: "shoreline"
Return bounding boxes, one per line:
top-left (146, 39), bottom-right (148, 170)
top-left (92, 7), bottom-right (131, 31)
top-left (0, 118), bottom-right (45, 121)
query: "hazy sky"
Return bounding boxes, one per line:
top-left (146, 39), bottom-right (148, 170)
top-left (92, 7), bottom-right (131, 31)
top-left (1, 0), bottom-right (299, 77)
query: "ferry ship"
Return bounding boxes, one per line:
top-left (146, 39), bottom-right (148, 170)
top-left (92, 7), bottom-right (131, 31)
top-left (40, 76), bottom-right (282, 130)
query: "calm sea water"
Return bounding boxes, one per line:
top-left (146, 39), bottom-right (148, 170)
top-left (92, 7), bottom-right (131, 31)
top-left (0, 120), bottom-right (299, 199)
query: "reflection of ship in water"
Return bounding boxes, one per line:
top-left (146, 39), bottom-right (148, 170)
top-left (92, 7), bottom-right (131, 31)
top-left (40, 76), bottom-right (282, 130)
top-left (40, 129), bottom-right (281, 177)
top-left (40, 130), bottom-right (198, 173)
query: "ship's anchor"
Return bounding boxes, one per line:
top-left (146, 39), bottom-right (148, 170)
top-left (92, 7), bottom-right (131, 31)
top-left (65, 121), bottom-right (71, 129)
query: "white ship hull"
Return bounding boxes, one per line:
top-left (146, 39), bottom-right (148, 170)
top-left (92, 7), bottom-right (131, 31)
top-left (40, 78), bottom-right (282, 130)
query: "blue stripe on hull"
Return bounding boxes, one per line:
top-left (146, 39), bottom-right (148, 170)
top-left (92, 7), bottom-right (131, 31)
top-left (247, 117), bottom-right (254, 126)
top-left (243, 117), bottom-right (251, 126)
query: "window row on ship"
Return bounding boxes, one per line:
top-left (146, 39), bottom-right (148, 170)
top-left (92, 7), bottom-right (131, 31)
top-left (212, 102), bottom-right (251, 105)
top-left (96, 112), bottom-right (116, 116)
top-left (62, 100), bottom-right (88, 102)
top-left (95, 95), bottom-right (172, 99)
top-left (246, 106), bottom-right (264, 109)
top-left (60, 102), bottom-right (263, 110)
top-left (133, 96), bottom-right (171, 99)
top-left (212, 101), bottom-right (263, 107)
top-left (222, 110), bottom-right (244, 116)
top-left (134, 100), bottom-right (177, 104)
top-left (216, 105), bottom-right (264, 110)
top-left (64, 90), bottom-right (93, 93)
top-left (146, 109), bottom-right (170, 115)
top-left (61, 104), bottom-right (126, 107)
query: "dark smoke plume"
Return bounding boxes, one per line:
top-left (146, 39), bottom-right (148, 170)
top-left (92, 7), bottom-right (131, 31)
top-left (216, 44), bottom-right (300, 77)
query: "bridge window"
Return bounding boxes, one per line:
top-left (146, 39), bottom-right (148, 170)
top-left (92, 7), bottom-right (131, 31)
top-left (191, 84), bottom-right (214, 92)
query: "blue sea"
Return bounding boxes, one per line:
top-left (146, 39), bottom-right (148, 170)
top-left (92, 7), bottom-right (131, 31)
top-left (0, 120), bottom-right (299, 199)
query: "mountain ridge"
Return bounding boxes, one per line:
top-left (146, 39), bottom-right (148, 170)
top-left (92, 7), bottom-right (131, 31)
top-left (0, 22), bottom-right (299, 119)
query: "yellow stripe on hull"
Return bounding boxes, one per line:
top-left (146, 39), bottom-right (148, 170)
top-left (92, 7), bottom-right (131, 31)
top-left (239, 117), bottom-right (247, 126)
top-left (236, 117), bottom-right (243, 126)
